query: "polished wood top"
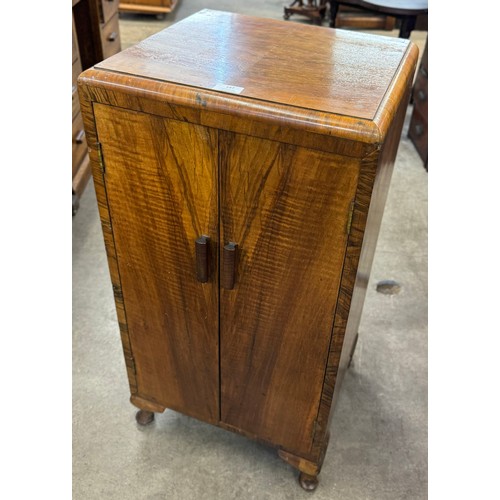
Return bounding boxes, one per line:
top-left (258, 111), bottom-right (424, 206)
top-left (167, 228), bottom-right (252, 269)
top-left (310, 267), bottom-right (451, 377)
top-left (95, 9), bottom-right (413, 121)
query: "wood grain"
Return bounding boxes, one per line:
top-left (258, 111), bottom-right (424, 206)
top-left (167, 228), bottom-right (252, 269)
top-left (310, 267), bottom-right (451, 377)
top-left (78, 80), bottom-right (139, 395)
top-left (100, 12), bottom-right (121, 60)
top-left (77, 9), bottom-right (419, 480)
top-left (96, 9), bottom-right (411, 121)
top-left (119, 0), bottom-right (178, 15)
top-left (94, 103), bottom-right (220, 424)
top-left (219, 131), bottom-right (359, 454)
top-left (77, 70), bottom-right (380, 157)
top-left (101, 0), bottom-right (119, 24)
top-left (310, 76), bottom-right (414, 459)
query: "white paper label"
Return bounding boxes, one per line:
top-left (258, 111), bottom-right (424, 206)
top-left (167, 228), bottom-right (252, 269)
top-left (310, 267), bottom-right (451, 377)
top-left (212, 84), bottom-right (244, 94)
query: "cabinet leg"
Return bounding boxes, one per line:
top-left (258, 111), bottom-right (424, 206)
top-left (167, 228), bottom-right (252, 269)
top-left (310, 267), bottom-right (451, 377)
top-left (299, 472), bottom-right (319, 491)
top-left (278, 443), bottom-right (327, 491)
top-left (136, 409), bottom-right (155, 425)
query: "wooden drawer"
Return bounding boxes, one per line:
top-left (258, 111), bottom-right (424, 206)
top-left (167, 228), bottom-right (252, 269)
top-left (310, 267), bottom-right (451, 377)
top-left (72, 113), bottom-right (87, 176)
top-left (100, 12), bottom-right (121, 60)
top-left (73, 58), bottom-right (83, 86)
top-left (408, 106), bottom-right (428, 166)
top-left (72, 85), bottom-right (80, 120)
top-left (72, 24), bottom-right (79, 64)
top-left (412, 75), bottom-right (427, 120)
top-left (100, 0), bottom-right (119, 24)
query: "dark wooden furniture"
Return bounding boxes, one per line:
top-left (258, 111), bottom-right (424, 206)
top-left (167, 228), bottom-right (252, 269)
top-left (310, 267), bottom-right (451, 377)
top-left (78, 9), bottom-right (418, 490)
top-left (118, 0), bottom-right (178, 17)
top-left (408, 36), bottom-right (428, 168)
top-left (335, 4), bottom-right (396, 29)
top-left (72, 0), bottom-right (121, 214)
top-left (284, 0), bottom-right (395, 29)
top-left (284, 0), bottom-right (327, 25)
top-left (329, 0), bottom-right (428, 38)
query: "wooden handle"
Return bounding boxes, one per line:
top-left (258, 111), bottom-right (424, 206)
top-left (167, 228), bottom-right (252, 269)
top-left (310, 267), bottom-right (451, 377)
top-left (107, 32), bottom-right (117, 42)
top-left (222, 242), bottom-right (238, 290)
top-left (195, 236), bottom-right (210, 283)
top-left (75, 130), bottom-right (85, 144)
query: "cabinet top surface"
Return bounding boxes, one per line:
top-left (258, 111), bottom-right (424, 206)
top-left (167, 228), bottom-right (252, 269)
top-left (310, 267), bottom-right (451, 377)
top-left (95, 9), bottom-right (412, 121)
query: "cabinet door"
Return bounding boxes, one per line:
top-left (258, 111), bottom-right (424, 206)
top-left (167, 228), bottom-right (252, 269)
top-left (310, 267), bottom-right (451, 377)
top-left (94, 104), bottom-right (219, 423)
top-left (219, 132), bottom-right (359, 454)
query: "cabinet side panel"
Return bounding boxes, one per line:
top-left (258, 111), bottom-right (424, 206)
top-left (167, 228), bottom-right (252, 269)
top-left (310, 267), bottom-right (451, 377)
top-left (312, 82), bottom-right (413, 457)
top-left (78, 84), bottom-right (139, 396)
top-left (94, 104), bottom-right (219, 423)
top-left (219, 132), bottom-right (359, 456)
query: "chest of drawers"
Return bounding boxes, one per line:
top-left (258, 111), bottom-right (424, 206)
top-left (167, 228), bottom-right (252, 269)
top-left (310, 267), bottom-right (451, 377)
top-left (72, 0), bottom-right (122, 213)
top-left (78, 10), bottom-right (417, 490)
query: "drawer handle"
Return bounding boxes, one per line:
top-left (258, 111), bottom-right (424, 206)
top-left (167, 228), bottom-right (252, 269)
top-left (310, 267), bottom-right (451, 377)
top-left (222, 242), bottom-right (238, 290)
top-left (414, 124), bottom-right (424, 136)
top-left (107, 32), bottom-right (118, 42)
top-left (195, 235), bottom-right (210, 283)
top-left (75, 130), bottom-right (85, 144)
top-left (417, 90), bottom-right (427, 102)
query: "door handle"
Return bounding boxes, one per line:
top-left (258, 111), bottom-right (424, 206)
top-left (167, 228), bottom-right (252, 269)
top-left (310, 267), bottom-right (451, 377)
top-left (222, 242), bottom-right (238, 290)
top-left (195, 236), bottom-right (210, 283)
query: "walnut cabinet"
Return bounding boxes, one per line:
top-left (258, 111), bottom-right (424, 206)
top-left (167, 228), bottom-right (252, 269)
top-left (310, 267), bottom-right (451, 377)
top-left (78, 10), bottom-right (418, 490)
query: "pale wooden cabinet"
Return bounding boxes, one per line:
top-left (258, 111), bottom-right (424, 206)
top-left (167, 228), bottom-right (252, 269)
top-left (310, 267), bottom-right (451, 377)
top-left (119, 0), bottom-right (178, 17)
top-left (78, 10), bottom-right (417, 490)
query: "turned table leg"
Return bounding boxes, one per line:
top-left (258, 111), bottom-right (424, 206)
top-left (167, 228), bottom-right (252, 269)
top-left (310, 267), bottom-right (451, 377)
top-left (136, 409), bottom-right (155, 425)
top-left (299, 472), bottom-right (319, 491)
top-left (398, 15), bottom-right (417, 39)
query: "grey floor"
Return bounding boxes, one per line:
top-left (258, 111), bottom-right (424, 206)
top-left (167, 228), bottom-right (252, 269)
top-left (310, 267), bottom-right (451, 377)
top-left (73, 2), bottom-right (428, 498)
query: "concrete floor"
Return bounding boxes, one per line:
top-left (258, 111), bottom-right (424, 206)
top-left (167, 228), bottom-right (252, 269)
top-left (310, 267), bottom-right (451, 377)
top-left (73, 3), bottom-right (428, 498)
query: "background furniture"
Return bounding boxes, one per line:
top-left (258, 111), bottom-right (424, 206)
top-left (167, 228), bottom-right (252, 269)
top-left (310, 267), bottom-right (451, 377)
top-left (284, 0), bottom-right (396, 29)
top-left (72, 0), bottom-right (121, 215)
top-left (335, 4), bottom-right (395, 29)
top-left (78, 10), bottom-right (417, 490)
top-left (329, 0), bottom-right (428, 38)
top-left (118, 0), bottom-right (178, 18)
top-left (284, 0), bottom-right (327, 25)
top-left (408, 36), bottom-right (428, 168)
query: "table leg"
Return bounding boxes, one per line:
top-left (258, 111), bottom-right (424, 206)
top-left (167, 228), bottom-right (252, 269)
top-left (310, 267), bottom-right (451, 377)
top-left (329, 0), bottom-right (340, 27)
top-left (398, 15), bottom-right (416, 39)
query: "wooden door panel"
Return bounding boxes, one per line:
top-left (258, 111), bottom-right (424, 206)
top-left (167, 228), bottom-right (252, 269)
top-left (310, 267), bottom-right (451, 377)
top-left (219, 132), bottom-right (359, 454)
top-left (94, 104), bottom-right (219, 423)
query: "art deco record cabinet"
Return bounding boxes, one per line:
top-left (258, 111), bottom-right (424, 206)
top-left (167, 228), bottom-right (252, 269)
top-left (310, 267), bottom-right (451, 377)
top-left (78, 10), bottom-right (417, 491)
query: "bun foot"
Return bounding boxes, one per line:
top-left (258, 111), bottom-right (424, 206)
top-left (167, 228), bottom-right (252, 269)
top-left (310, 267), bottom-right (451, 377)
top-left (136, 409), bottom-right (154, 425)
top-left (299, 472), bottom-right (319, 491)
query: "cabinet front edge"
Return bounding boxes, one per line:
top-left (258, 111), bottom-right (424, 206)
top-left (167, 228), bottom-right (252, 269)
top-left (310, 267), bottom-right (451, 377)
top-left (78, 69), bottom-right (381, 149)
